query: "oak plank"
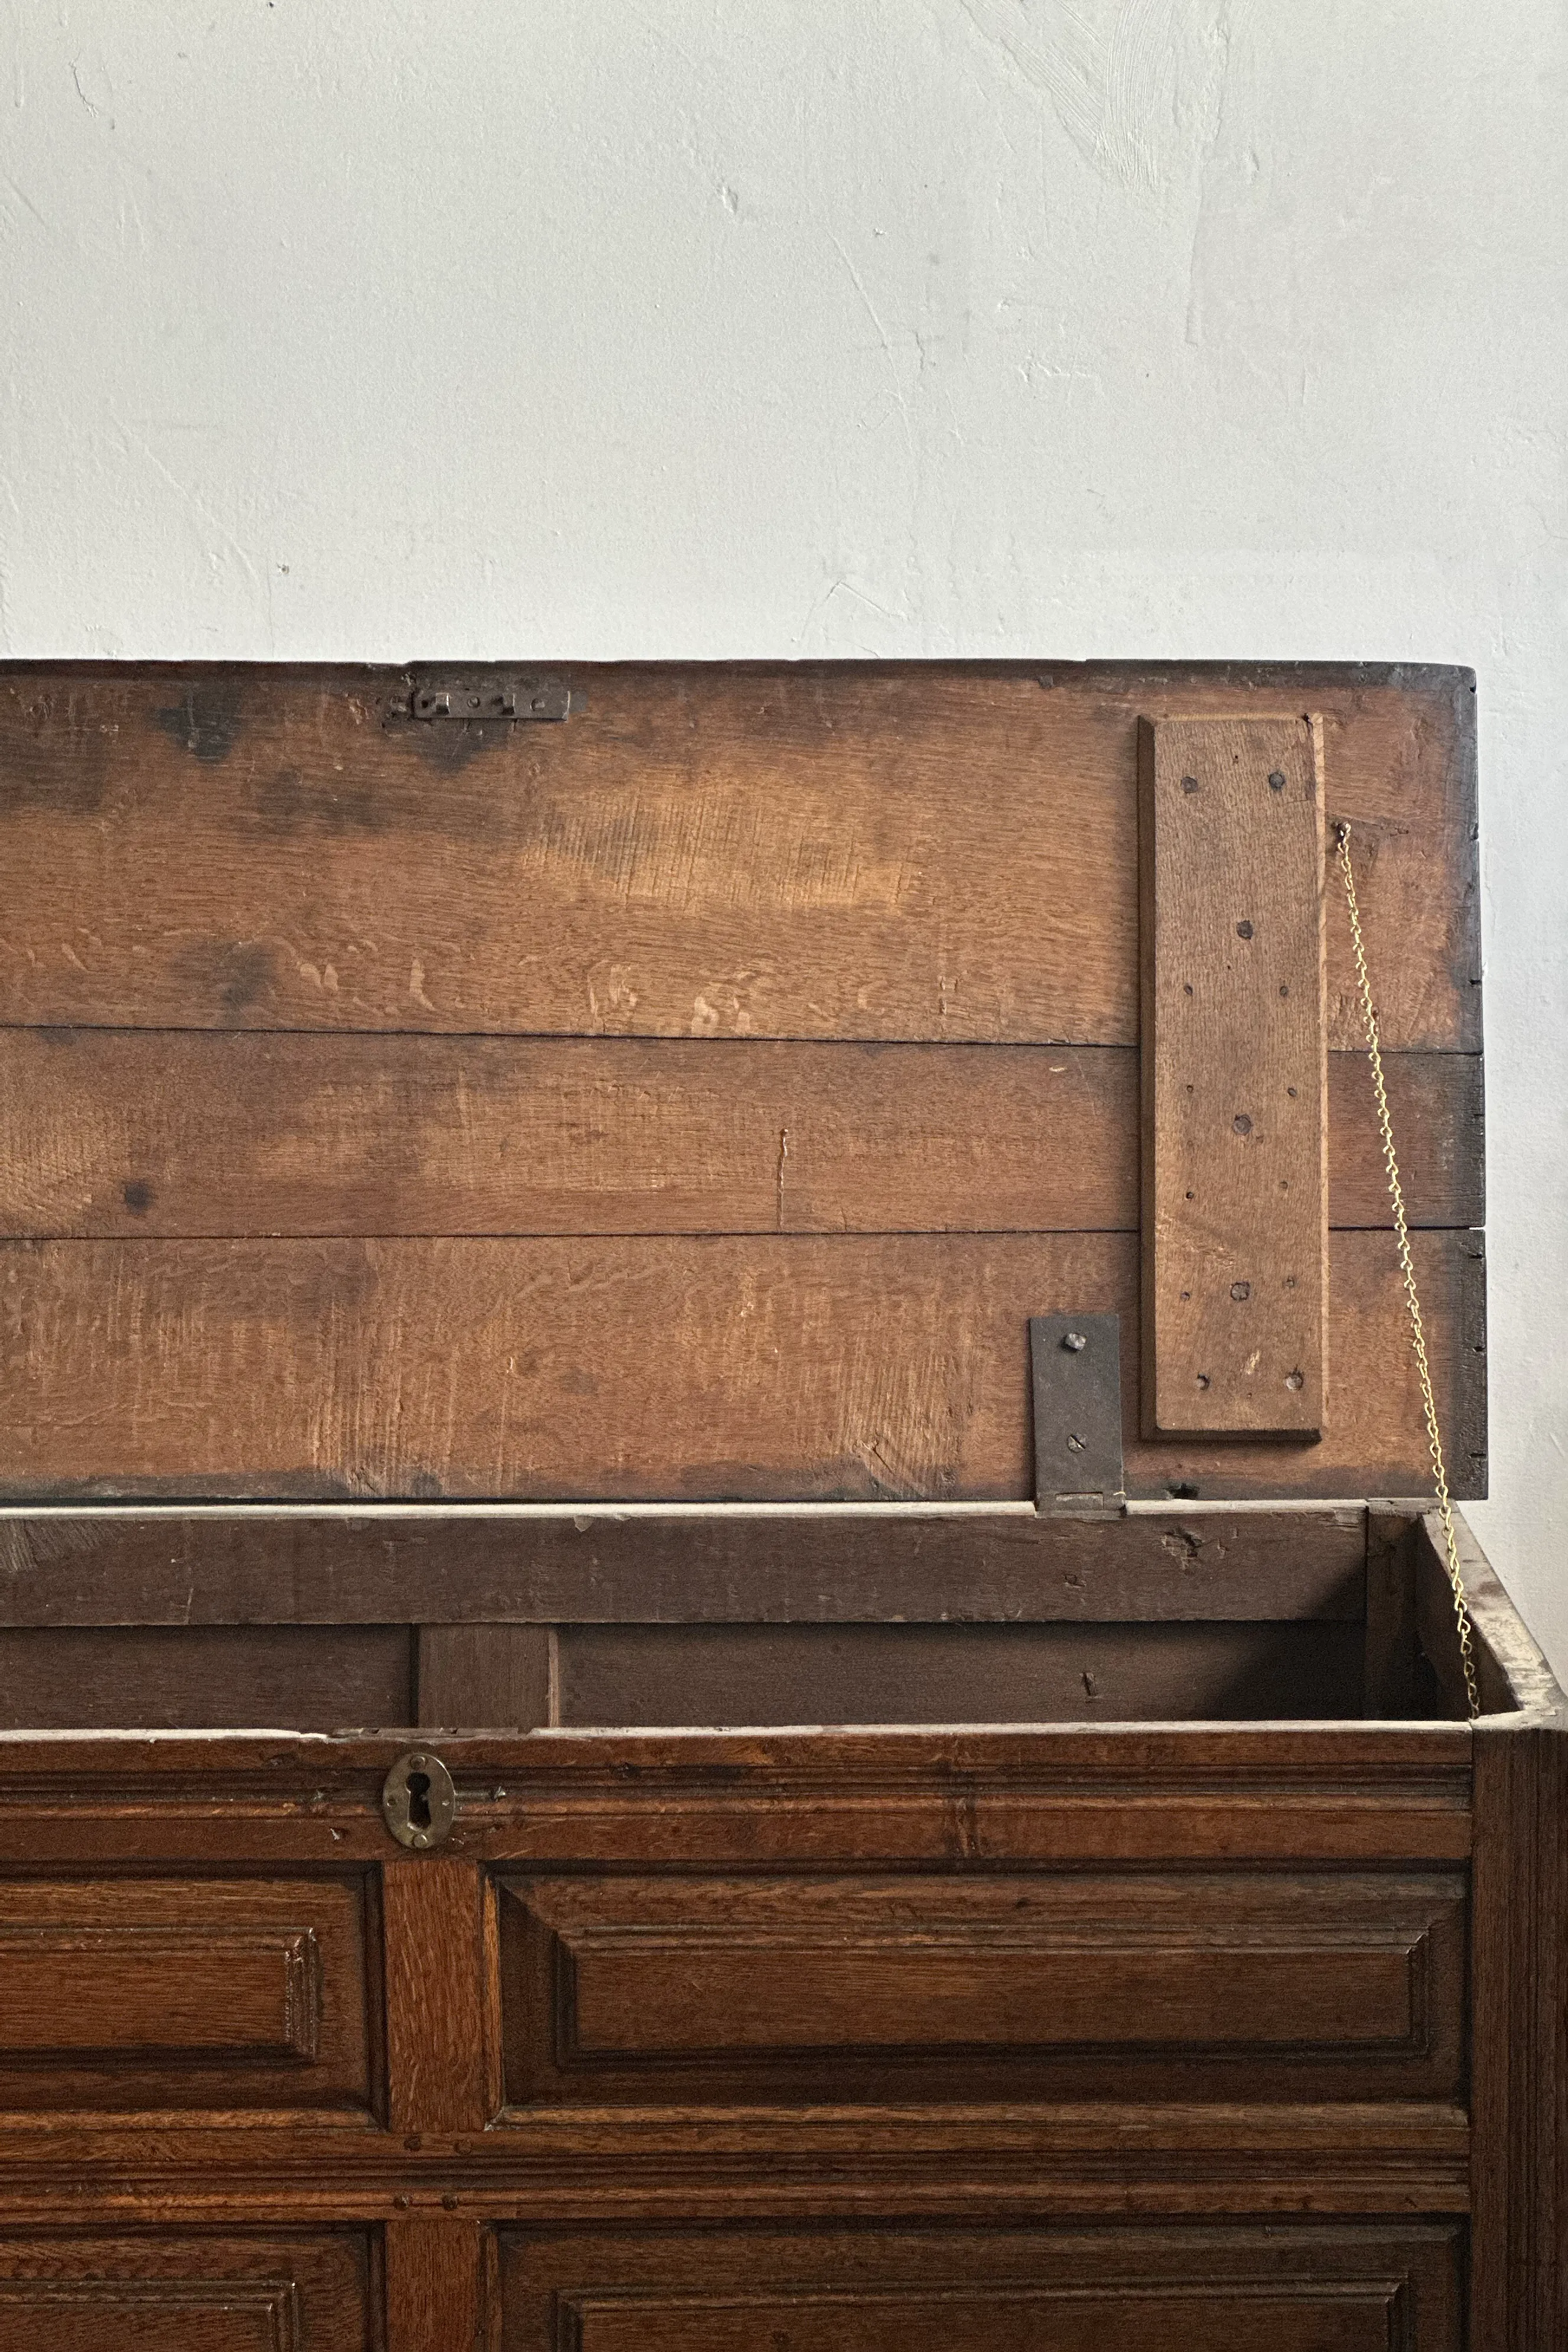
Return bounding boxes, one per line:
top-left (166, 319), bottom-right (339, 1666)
top-left (0, 1230), bottom-right (1485, 1501)
top-left (0, 661), bottom-right (1476, 1048)
top-left (555, 1620), bottom-right (1367, 1725)
top-left (0, 1034), bottom-right (1133, 1239)
top-left (500, 1869), bottom-right (1462, 2110)
top-left (0, 1507), bottom-right (1368, 1626)
top-left (0, 1030), bottom-right (1478, 1239)
top-left (0, 1623), bottom-right (412, 1730)
top-left (1140, 714), bottom-right (1328, 1438)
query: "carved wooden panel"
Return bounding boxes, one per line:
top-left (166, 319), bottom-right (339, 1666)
top-left (497, 2224), bottom-right (1463, 2350)
top-left (0, 2231), bottom-right (373, 2350)
top-left (499, 1869), bottom-right (1465, 2109)
top-left (0, 1877), bottom-right (375, 2116)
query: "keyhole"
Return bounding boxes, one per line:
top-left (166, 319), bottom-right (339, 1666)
top-left (382, 1749), bottom-right (456, 1850)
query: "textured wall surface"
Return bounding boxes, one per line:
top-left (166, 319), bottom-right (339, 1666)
top-left (2, 4), bottom-right (1565, 1664)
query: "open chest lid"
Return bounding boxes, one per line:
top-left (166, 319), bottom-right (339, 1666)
top-left (0, 660), bottom-right (1483, 1508)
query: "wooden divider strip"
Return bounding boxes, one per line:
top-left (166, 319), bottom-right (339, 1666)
top-left (383, 1859), bottom-right (495, 2133)
top-left (418, 1625), bottom-right (555, 1729)
top-left (385, 2218), bottom-right (495, 2352)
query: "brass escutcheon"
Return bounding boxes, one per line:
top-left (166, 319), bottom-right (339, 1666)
top-left (381, 1749), bottom-right (457, 1851)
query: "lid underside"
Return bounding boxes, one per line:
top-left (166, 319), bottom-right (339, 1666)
top-left (0, 660), bottom-right (1483, 1504)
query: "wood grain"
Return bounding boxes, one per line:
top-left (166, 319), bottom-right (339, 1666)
top-left (385, 2220), bottom-right (494, 2352)
top-left (0, 1030), bottom-right (1479, 1238)
top-left (0, 1874), bottom-right (373, 2115)
top-left (554, 1620), bottom-right (1367, 1725)
top-left (383, 1859), bottom-right (496, 2133)
top-left (0, 1229), bottom-right (1485, 1500)
top-left (499, 1867), bottom-right (1462, 2107)
top-left (0, 2231), bottom-right (373, 2352)
top-left (498, 2224), bottom-right (1463, 2352)
top-left (0, 1719), bottom-right (1477, 1870)
top-left (418, 1625), bottom-right (555, 1729)
top-left (1141, 715), bottom-right (1328, 1438)
top-left (1471, 1723), bottom-right (1568, 2349)
top-left (0, 662), bottom-right (1477, 1048)
top-left (0, 1506), bottom-right (1369, 1627)
top-left (0, 1624), bottom-right (412, 1730)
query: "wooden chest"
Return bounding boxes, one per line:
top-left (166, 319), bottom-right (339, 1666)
top-left (0, 660), bottom-right (1561, 2350)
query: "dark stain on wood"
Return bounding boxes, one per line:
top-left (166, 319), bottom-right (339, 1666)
top-left (252, 765), bottom-right (386, 837)
top-left (154, 682), bottom-right (243, 764)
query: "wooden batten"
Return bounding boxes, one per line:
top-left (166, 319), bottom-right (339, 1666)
top-left (1139, 714), bottom-right (1329, 1440)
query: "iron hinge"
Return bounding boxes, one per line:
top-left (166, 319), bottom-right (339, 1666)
top-left (1030, 1313), bottom-right (1127, 1518)
top-left (387, 671), bottom-right (571, 725)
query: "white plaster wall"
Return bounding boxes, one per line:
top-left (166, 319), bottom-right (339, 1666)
top-left (2, 3), bottom-right (1566, 1664)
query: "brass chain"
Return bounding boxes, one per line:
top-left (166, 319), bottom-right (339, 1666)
top-left (1334, 821), bottom-right (1480, 1721)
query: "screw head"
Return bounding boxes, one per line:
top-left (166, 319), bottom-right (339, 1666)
top-left (1267, 769), bottom-right (1286, 791)
top-left (1062, 1330), bottom-right (1088, 1352)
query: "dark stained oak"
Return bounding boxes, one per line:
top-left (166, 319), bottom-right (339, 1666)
top-left (385, 2220), bottom-right (493, 2352)
top-left (1471, 1722), bottom-right (1568, 2349)
top-left (552, 1619), bottom-right (1367, 1725)
top-left (497, 2223), bottom-right (1464, 2351)
top-left (383, 1858), bottom-right (496, 2133)
top-left (418, 1623), bottom-right (555, 1728)
top-left (0, 1505), bottom-right (1369, 1627)
top-left (0, 1874), bottom-right (374, 2115)
top-left (0, 1623), bottom-right (413, 1729)
top-left (0, 2231), bottom-right (373, 2351)
top-left (0, 1031), bottom-right (1479, 1238)
top-left (499, 1866), bottom-right (1463, 2109)
top-left (0, 662), bottom-right (1477, 1050)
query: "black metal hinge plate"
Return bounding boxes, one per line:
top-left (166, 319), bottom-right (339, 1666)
top-left (386, 671), bottom-right (571, 725)
top-left (1030, 1313), bottom-right (1127, 1516)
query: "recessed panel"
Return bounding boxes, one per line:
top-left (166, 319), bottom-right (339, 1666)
top-left (0, 2231), bottom-right (372, 2351)
top-left (499, 1869), bottom-right (1464, 2109)
top-left (0, 1877), bottom-right (375, 2116)
top-left (499, 2225), bottom-right (1462, 2352)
